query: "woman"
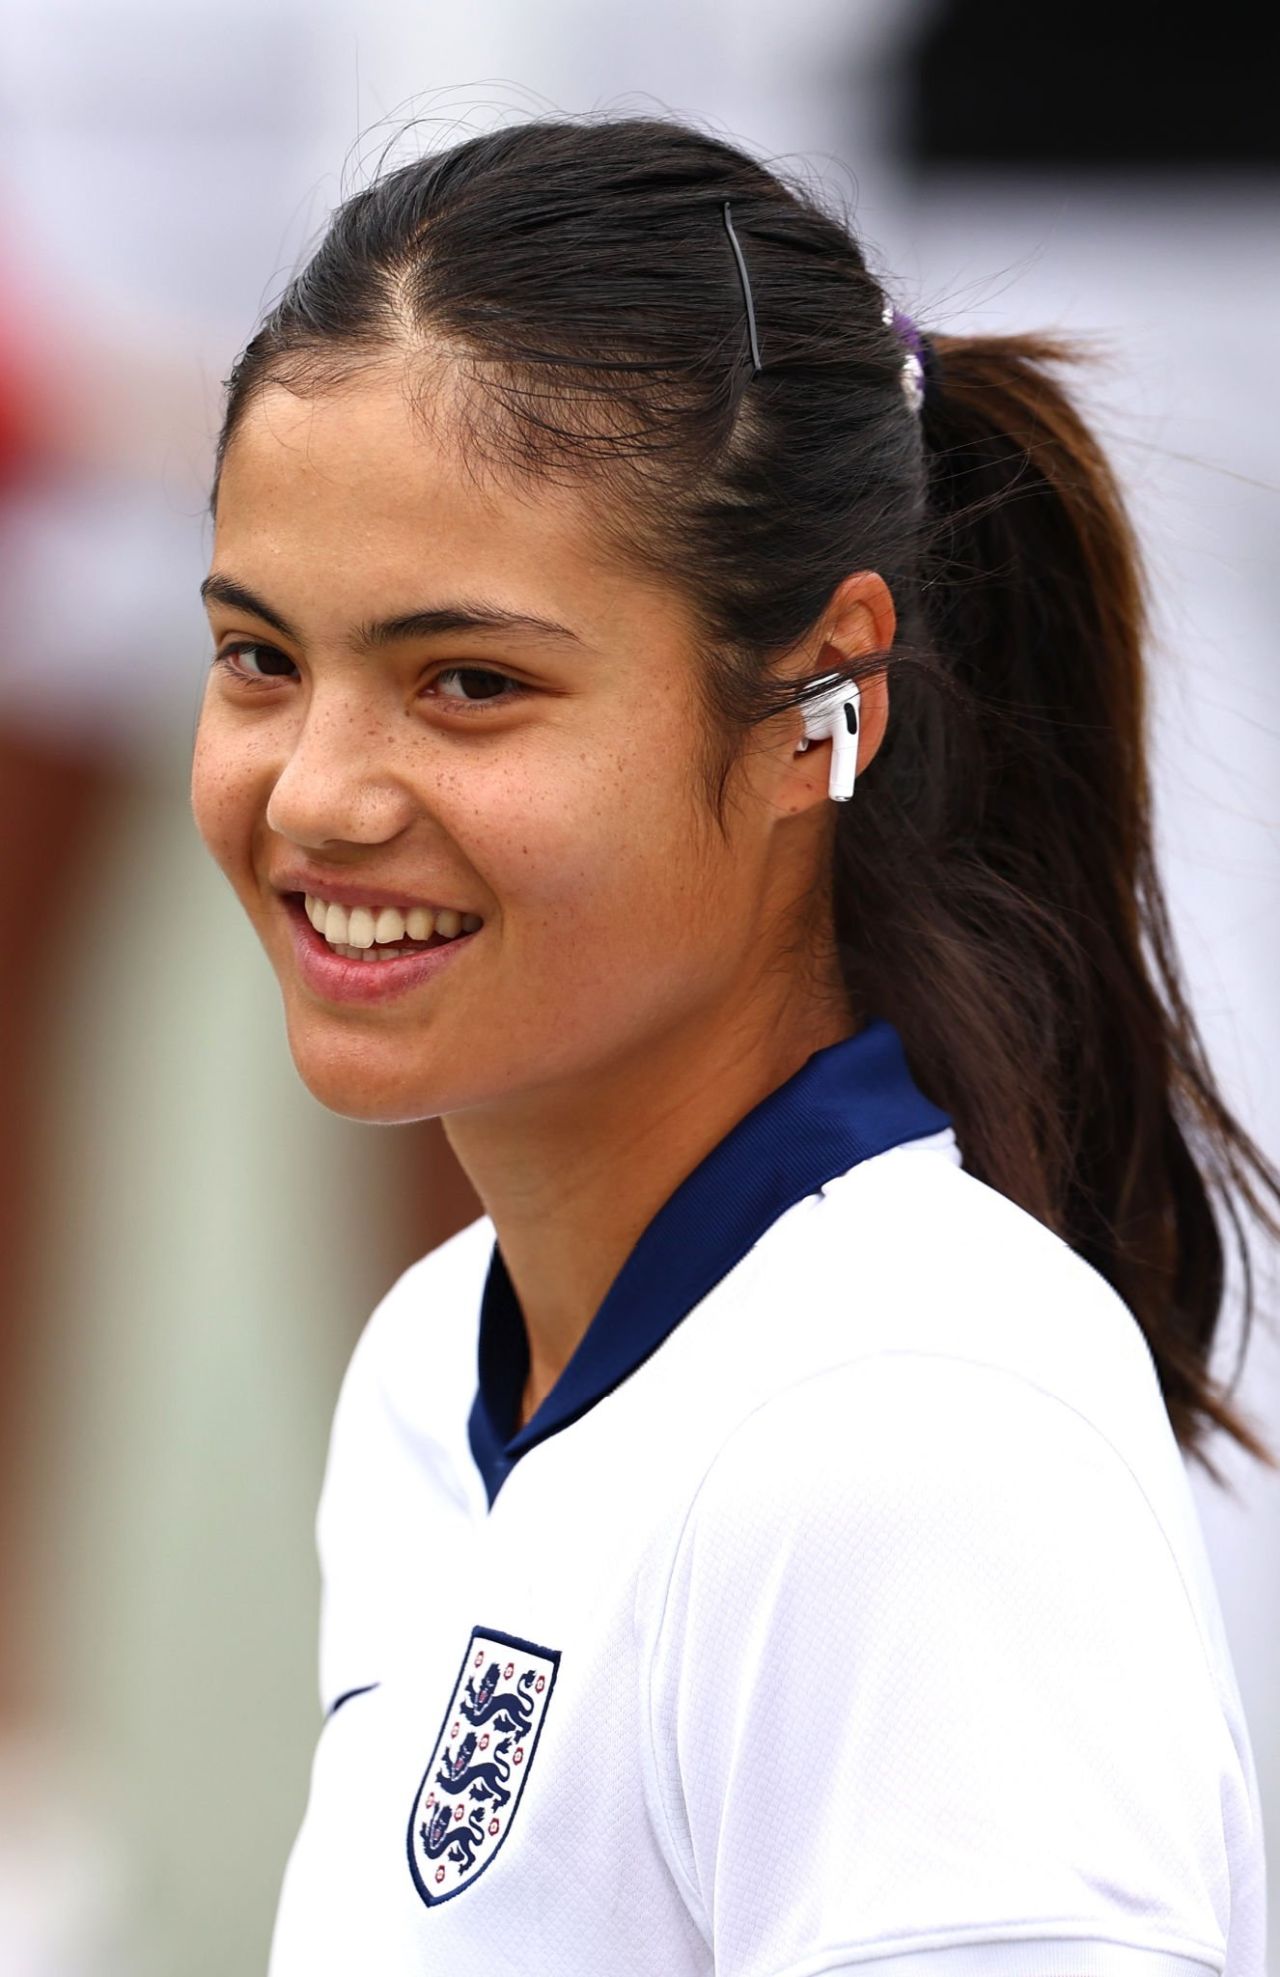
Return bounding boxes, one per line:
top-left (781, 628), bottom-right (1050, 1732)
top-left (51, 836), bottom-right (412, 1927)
top-left (192, 116), bottom-right (1276, 1975)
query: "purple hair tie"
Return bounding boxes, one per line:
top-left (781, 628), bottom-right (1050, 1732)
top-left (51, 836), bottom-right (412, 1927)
top-left (883, 299), bottom-right (928, 415)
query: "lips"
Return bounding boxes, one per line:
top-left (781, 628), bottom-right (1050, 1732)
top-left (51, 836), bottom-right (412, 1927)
top-left (282, 893), bottom-right (479, 1006)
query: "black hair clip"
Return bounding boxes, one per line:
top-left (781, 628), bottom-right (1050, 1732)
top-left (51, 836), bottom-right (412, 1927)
top-left (722, 200), bottom-right (763, 377)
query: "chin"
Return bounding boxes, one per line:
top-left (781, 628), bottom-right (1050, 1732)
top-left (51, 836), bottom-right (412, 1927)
top-left (283, 1019), bottom-right (451, 1126)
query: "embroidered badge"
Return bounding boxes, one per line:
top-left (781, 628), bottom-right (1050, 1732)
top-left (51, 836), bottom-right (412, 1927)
top-left (406, 1625), bottom-right (560, 1906)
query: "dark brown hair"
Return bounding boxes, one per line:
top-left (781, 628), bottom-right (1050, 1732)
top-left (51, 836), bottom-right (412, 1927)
top-left (210, 113), bottom-right (1278, 1486)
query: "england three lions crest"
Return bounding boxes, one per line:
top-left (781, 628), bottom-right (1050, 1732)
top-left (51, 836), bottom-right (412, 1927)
top-left (406, 1626), bottom-right (560, 1906)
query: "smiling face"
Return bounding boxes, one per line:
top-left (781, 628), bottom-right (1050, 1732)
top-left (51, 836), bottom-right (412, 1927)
top-left (192, 360), bottom-right (845, 1127)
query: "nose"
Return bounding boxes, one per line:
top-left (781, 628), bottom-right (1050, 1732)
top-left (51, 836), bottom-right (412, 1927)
top-left (265, 698), bottom-right (419, 850)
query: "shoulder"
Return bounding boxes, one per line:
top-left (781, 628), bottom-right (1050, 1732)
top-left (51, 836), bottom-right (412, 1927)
top-left (803, 1137), bottom-right (1174, 1461)
top-left (331, 1209), bottom-right (495, 1442)
top-left (314, 1213), bottom-right (495, 1703)
top-left (640, 1172), bottom-right (1261, 1973)
top-left (682, 1131), bottom-right (1175, 1506)
top-left (631, 1134), bottom-right (1192, 1609)
top-left (671, 1348), bottom-right (1179, 1609)
top-left (319, 1212), bottom-right (495, 1554)
top-left (319, 1208), bottom-right (495, 1514)
top-left (656, 1131), bottom-right (1226, 1700)
top-left (645, 1350), bottom-right (1250, 1974)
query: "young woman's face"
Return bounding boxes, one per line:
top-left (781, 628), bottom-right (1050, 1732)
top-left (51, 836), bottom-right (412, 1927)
top-left (193, 366), bottom-right (826, 1125)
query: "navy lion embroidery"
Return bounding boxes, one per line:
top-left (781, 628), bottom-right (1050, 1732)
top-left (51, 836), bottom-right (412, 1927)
top-left (406, 1627), bottom-right (561, 1907)
top-left (436, 1729), bottom-right (514, 1809)
top-left (460, 1663), bottom-right (538, 1735)
top-left (417, 1798), bottom-right (485, 1873)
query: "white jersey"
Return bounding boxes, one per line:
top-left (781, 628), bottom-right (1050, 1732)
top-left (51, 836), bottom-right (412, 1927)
top-left (269, 1018), bottom-right (1267, 1977)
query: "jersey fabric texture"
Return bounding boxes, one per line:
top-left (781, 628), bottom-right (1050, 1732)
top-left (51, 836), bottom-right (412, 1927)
top-left (268, 1018), bottom-right (1267, 1977)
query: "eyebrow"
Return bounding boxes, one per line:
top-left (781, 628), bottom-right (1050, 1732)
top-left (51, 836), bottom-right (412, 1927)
top-left (199, 573), bottom-right (584, 650)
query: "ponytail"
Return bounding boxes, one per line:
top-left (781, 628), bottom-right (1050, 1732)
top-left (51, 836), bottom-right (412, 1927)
top-left (843, 330), bottom-right (1279, 1485)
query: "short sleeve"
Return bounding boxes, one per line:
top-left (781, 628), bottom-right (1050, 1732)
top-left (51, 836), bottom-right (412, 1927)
top-left (645, 1352), bottom-right (1241, 1977)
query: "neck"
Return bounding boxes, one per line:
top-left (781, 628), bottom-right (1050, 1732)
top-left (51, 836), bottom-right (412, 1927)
top-left (444, 981), bottom-right (858, 1430)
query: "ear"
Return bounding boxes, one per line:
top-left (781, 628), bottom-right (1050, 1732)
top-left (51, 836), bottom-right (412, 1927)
top-left (771, 571), bottom-right (894, 818)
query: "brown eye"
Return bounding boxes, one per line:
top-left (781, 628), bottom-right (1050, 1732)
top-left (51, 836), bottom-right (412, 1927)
top-left (428, 667), bottom-right (527, 704)
top-left (216, 642), bottom-right (299, 681)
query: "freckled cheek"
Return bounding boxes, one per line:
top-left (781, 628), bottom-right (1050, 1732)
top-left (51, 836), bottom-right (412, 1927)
top-left (471, 749), bottom-right (700, 945)
top-left (190, 719), bottom-right (278, 894)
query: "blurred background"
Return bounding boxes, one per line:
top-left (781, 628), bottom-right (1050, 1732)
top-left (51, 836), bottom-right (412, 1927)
top-left (0, 1), bottom-right (1276, 1971)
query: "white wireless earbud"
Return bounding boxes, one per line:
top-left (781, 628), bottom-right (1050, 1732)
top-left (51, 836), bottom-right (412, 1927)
top-left (795, 679), bottom-right (861, 802)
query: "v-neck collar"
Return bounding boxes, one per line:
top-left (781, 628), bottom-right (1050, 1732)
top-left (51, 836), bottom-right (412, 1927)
top-left (467, 1017), bottom-right (951, 1505)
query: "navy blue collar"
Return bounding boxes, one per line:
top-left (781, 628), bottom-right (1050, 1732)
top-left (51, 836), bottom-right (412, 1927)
top-left (467, 1017), bottom-right (951, 1505)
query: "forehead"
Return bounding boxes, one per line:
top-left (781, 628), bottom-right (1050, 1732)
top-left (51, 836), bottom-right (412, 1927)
top-left (212, 367), bottom-right (657, 644)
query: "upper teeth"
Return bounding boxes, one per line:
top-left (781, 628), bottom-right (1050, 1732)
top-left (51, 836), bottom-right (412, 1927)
top-left (303, 894), bottom-right (482, 949)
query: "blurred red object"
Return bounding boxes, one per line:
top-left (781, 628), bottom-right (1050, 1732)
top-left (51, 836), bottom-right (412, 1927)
top-left (0, 221), bottom-right (75, 491)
